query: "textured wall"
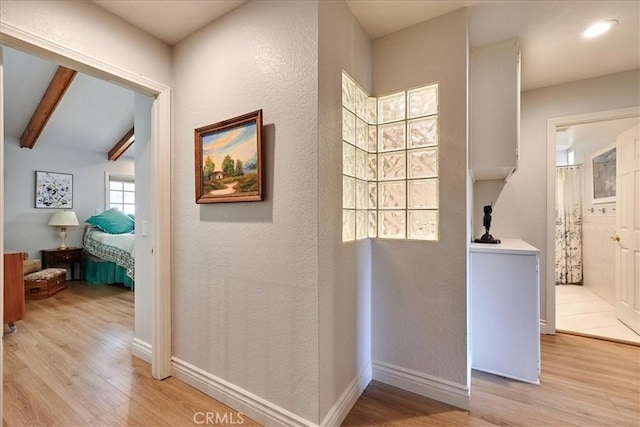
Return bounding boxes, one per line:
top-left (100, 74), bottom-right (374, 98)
top-left (0, 0), bottom-right (171, 86)
top-left (489, 70), bottom-right (639, 323)
top-left (371, 9), bottom-right (469, 386)
top-left (172, 0), bottom-right (320, 422)
top-left (318, 0), bottom-right (372, 421)
top-left (3, 137), bottom-right (134, 260)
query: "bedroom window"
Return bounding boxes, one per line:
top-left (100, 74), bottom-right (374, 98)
top-left (108, 177), bottom-right (135, 215)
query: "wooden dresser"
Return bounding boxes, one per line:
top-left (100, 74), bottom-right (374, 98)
top-left (4, 252), bottom-right (26, 332)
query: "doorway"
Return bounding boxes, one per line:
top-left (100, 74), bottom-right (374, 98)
top-left (547, 108), bottom-right (640, 344)
top-left (0, 25), bottom-right (172, 389)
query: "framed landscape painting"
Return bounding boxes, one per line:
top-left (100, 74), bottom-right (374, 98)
top-left (591, 144), bottom-right (616, 204)
top-left (195, 110), bottom-right (263, 203)
top-left (35, 171), bottom-right (73, 208)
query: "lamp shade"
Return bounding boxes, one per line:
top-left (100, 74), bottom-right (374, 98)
top-left (48, 211), bottom-right (79, 227)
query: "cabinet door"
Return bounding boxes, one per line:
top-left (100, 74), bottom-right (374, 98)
top-left (471, 252), bottom-right (539, 383)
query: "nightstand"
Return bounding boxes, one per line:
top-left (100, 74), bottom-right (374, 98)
top-left (42, 247), bottom-right (83, 280)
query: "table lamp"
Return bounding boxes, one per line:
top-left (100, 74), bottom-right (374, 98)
top-left (48, 210), bottom-right (79, 249)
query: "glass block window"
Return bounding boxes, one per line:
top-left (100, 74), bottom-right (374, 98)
top-left (342, 71), bottom-right (439, 242)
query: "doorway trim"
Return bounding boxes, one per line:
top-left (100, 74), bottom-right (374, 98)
top-left (0, 23), bottom-right (172, 378)
top-left (545, 106), bottom-right (640, 335)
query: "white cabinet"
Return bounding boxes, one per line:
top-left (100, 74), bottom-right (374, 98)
top-left (470, 239), bottom-right (540, 384)
top-left (470, 39), bottom-right (520, 182)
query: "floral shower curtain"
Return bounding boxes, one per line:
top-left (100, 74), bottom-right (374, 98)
top-left (555, 166), bottom-right (583, 285)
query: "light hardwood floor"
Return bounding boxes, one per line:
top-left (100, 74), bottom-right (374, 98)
top-left (3, 281), bottom-right (257, 427)
top-left (4, 282), bottom-right (639, 426)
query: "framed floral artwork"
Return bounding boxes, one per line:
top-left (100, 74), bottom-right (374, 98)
top-left (35, 171), bottom-right (73, 209)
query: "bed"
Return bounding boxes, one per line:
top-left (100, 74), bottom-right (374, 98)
top-left (83, 225), bottom-right (135, 288)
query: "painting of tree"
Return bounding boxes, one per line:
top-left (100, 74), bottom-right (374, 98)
top-left (195, 110), bottom-right (263, 203)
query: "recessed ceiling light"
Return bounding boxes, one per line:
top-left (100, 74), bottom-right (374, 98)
top-left (582, 20), bottom-right (618, 39)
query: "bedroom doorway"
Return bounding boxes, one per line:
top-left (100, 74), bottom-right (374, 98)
top-left (0, 27), bottom-right (172, 390)
top-left (546, 107), bottom-right (640, 345)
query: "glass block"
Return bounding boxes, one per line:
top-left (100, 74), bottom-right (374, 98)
top-left (356, 210), bottom-right (368, 240)
top-left (342, 141), bottom-right (355, 177)
top-left (342, 176), bottom-right (355, 209)
top-left (378, 152), bottom-right (406, 181)
top-left (368, 182), bottom-right (377, 209)
top-left (407, 84), bottom-right (438, 118)
top-left (342, 73), bottom-right (355, 112)
top-left (407, 116), bottom-right (438, 148)
top-left (355, 118), bottom-right (367, 150)
top-left (408, 179), bottom-right (438, 209)
top-left (366, 97), bottom-right (377, 124)
top-left (355, 148), bottom-right (367, 180)
top-left (378, 122), bottom-right (406, 152)
top-left (408, 210), bottom-right (438, 241)
top-left (342, 209), bottom-right (355, 242)
top-left (355, 86), bottom-right (367, 120)
top-left (367, 154), bottom-right (377, 181)
top-left (408, 148), bottom-right (438, 179)
top-left (342, 108), bottom-right (355, 144)
top-left (368, 211), bottom-right (377, 238)
top-left (378, 92), bottom-right (405, 124)
top-left (378, 210), bottom-right (406, 239)
top-left (356, 179), bottom-right (368, 210)
top-left (368, 126), bottom-right (377, 153)
top-left (379, 181), bottom-right (406, 210)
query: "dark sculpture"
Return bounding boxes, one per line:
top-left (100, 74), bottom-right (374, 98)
top-left (474, 202), bottom-right (501, 244)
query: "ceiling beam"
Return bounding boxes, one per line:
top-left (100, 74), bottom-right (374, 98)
top-left (108, 127), bottom-right (135, 161)
top-left (20, 66), bottom-right (77, 149)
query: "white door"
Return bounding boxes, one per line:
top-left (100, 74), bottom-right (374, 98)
top-left (615, 123), bottom-right (640, 334)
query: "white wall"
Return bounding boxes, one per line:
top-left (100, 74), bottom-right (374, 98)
top-left (172, 0), bottom-right (321, 423)
top-left (0, 0), bottom-right (171, 87)
top-left (488, 69), bottom-right (640, 324)
top-left (134, 93), bottom-right (154, 345)
top-left (318, 0), bottom-right (372, 422)
top-left (582, 213), bottom-right (616, 304)
top-left (371, 8), bottom-right (470, 404)
top-left (3, 136), bottom-right (134, 260)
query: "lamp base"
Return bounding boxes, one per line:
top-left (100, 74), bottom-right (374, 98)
top-left (58, 229), bottom-right (68, 250)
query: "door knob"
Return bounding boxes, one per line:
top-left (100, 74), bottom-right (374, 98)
top-left (611, 234), bottom-right (621, 242)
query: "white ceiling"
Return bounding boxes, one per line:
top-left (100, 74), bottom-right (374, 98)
top-left (2, 0), bottom-right (638, 160)
top-left (556, 117), bottom-right (640, 153)
top-left (3, 47), bottom-right (135, 157)
top-left (90, 0), bottom-right (640, 91)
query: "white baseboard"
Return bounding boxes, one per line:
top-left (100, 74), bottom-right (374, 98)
top-left (320, 361), bottom-right (371, 427)
top-left (131, 338), bottom-right (152, 363)
top-left (372, 360), bottom-right (470, 410)
top-left (540, 320), bottom-right (548, 335)
top-left (171, 357), bottom-right (317, 427)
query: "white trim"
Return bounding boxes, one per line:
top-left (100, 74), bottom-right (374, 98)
top-left (0, 21), bottom-right (172, 380)
top-left (372, 360), bottom-right (470, 410)
top-left (540, 319), bottom-right (549, 335)
top-left (171, 357), bottom-right (316, 427)
top-left (320, 361), bottom-right (371, 427)
top-left (546, 106), bottom-right (640, 337)
top-left (0, 45), bottom-right (5, 419)
top-left (131, 338), bottom-right (152, 363)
